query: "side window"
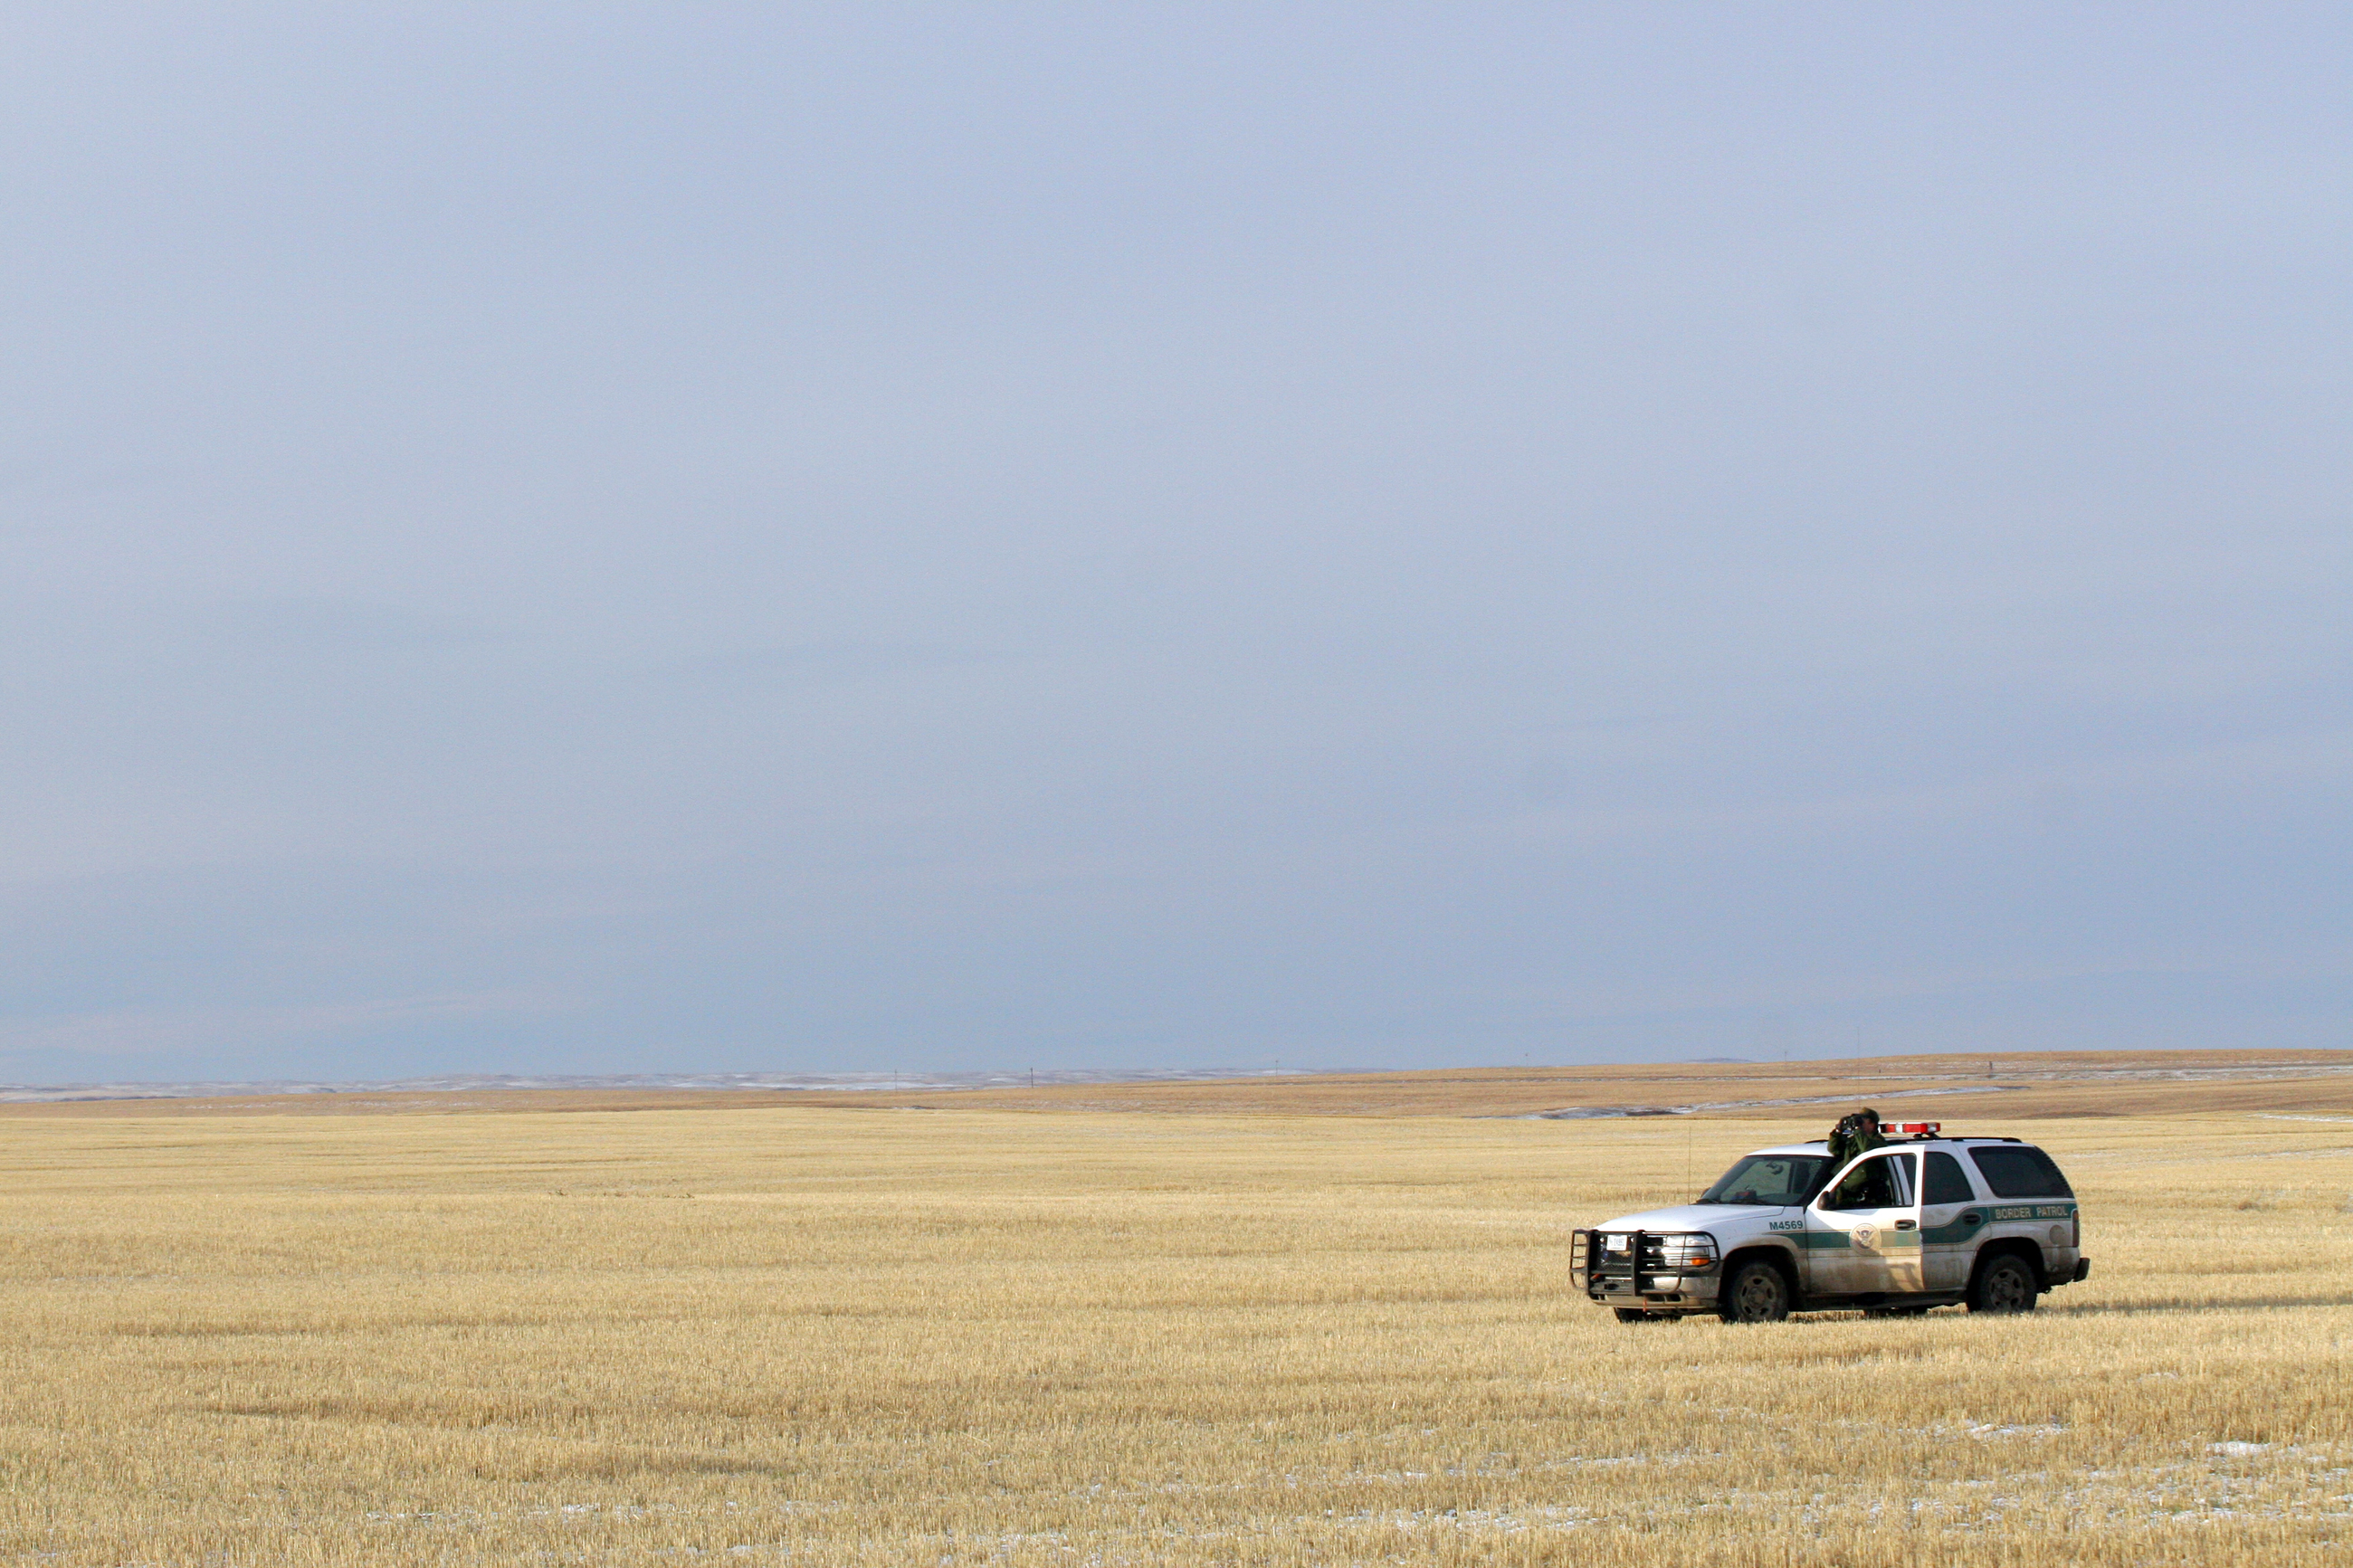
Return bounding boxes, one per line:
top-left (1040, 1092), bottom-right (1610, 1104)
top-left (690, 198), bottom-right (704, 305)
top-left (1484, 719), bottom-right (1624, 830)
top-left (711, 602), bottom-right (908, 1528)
top-left (1821, 1153), bottom-right (1911, 1211)
top-left (1966, 1145), bottom-right (2074, 1200)
top-left (1922, 1151), bottom-right (1976, 1205)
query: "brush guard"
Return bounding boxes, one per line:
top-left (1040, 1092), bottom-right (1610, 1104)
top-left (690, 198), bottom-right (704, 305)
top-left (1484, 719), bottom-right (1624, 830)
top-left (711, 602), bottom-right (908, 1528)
top-left (1573, 1229), bottom-right (1665, 1297)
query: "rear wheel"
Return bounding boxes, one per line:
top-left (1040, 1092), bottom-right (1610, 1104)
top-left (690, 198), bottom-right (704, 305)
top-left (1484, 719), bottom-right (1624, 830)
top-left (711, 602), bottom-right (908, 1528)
top-left (1718, 1260), bottom-right (1792, 1324)
top-left (1967, 1253), bottom-right (2039, 1314)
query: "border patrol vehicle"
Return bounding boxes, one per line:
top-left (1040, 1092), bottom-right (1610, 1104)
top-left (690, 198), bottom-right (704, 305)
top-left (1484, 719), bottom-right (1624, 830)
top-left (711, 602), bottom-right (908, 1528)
top-left (1569, 1124), bottom-right (2090, 1323)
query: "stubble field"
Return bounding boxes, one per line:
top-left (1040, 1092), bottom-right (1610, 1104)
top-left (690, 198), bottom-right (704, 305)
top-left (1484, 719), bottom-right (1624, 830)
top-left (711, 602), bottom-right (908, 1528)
top-left (2, 1080), bottom-right (2349, 1564)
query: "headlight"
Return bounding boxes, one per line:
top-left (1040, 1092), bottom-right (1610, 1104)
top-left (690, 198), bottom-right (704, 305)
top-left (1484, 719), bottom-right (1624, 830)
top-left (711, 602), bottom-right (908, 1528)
top-left (1659, 1235), bottom-right (1719, 1270)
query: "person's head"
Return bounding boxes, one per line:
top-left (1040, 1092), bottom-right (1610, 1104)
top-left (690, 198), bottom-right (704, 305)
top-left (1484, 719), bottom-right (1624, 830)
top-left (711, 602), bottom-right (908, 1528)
top-left (1860, 1107), bottom-right (1880, 1127)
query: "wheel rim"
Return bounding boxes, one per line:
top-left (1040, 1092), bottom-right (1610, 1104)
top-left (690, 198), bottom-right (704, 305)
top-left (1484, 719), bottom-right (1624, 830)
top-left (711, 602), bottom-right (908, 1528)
top-left (1732, 1269), bottom-right (1783, 1321)
top-left (1984, 1262), bottom-right (2032, 1311)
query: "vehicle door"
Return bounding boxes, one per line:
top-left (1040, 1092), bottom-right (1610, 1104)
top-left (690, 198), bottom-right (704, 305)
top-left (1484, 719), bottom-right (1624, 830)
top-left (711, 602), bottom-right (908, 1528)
top-left (1918, 1149), bottom-right (1986, 1291)
top-left (1805, 1151), bottom-right (1921, 1297)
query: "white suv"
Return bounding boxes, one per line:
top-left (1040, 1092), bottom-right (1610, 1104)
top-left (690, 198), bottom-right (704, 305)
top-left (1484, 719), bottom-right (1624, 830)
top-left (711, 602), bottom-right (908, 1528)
top-left (1571, 1125), bottom-right (2090, 1323)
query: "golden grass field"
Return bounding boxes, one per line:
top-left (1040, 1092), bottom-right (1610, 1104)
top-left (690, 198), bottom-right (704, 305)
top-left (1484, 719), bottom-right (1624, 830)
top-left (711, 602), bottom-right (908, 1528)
top-left (2, 1052), bottom-right (2349, 1565)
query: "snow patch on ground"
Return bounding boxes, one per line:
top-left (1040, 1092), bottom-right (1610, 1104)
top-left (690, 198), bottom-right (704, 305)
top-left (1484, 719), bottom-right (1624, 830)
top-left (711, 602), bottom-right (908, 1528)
top-left (0, 1066), bottom-right (1332, 1104)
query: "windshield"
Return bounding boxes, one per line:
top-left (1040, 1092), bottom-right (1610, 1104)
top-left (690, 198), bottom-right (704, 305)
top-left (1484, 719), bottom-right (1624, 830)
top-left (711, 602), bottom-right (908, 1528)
top-left (1699, 1154), bottom-right (1830, 1206)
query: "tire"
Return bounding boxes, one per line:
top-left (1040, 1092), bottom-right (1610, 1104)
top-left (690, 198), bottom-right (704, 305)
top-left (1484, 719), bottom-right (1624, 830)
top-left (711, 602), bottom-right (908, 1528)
top-left (1967, 1252), bottom-right (2040, 1315)
top-left (1718, 1259), bottom-right (1792, 1324)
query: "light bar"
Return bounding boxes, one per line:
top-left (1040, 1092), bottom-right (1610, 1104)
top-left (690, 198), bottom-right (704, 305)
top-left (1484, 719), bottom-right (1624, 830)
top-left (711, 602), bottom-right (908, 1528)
top-left (1884, 1121), bottom-right (1940, 1137)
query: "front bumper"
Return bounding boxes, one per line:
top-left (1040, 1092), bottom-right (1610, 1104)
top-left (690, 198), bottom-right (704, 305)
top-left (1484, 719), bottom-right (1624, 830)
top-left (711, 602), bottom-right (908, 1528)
top-left (1591, 1276), bottom-right (1721, 1307)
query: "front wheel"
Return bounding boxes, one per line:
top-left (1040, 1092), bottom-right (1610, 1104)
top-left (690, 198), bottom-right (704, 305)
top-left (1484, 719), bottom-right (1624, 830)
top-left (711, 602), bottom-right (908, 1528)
top-left (1967, 1253), bottom-right (2039, 1314)
top-left (1718, 1260), bottom-right (1792, 1324)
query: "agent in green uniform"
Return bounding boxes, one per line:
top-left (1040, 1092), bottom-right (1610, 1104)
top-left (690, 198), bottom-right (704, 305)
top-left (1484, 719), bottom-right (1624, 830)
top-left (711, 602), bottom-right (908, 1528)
top-left (1827, 1107), bottom-right (1886, 1165)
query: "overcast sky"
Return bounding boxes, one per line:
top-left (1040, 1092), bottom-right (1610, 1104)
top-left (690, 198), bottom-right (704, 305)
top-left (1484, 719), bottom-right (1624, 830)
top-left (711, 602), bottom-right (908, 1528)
top-left (5, 5), bottom-right (2350, 1083)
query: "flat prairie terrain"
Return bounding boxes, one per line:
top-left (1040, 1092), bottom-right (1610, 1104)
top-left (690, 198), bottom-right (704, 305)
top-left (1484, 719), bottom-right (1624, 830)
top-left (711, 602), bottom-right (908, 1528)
top-left (2, 1062), bottom-right (2350, 1563)
top-left (16, 1047), bottom-right (2348, 1120)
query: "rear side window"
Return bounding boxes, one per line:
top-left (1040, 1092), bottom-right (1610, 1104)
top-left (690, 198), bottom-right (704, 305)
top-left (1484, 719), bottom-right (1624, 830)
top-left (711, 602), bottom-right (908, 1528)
top-left (1967, 1145), bottom-right (2073, 1199)
top-left (1922, 1151), bottom-right (1977, 1205)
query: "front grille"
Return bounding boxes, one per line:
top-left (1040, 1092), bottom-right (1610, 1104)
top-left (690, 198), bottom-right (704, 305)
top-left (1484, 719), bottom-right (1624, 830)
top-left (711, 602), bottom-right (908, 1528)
top-left (1576, 1230), bottom-right (1708, 1294)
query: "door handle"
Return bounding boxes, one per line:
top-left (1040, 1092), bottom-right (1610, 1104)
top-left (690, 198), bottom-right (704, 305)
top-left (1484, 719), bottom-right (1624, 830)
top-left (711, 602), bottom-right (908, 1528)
top-left (1894, 1219), bottom-right (1917, 1231)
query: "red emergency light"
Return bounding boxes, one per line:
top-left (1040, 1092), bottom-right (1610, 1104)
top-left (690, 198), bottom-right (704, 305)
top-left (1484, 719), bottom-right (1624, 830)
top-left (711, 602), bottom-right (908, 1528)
top-left (1884, 1121), bottom-right (1941, 1138)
